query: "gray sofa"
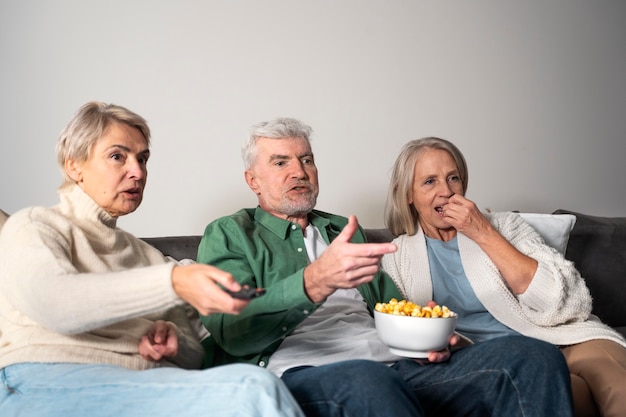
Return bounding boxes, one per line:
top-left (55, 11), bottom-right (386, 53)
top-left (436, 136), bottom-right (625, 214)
top-left (142, 209), bottom-right (626, 338)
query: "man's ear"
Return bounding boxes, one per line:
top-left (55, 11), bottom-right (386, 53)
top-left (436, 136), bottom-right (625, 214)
top-left (65, 159), bottom-right (83, 182)
top-left (244, 170), bottom-right (260, 194)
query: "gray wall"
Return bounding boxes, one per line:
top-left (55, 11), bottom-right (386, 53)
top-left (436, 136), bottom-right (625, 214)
top-left (2, 1), bottom-right (625, 237)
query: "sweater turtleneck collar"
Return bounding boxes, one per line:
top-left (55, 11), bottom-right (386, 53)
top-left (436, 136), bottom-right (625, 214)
top-left (58, 184), bottom-right (118, 229)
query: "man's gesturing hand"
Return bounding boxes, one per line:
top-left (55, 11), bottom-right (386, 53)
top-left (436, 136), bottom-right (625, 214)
top-left (303, 215), bottom-right (397, 303)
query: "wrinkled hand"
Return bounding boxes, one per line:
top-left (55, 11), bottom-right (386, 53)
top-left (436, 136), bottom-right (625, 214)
top-left (139, 320), bottom-right (178, 361)
top-left (424, 333), bottom-right (460, 363)
top-left (303, 215), bottom-right (397, 303)
top-left (441, 194), bottom-right (492, 242)
top-left (443, 196), bottom-right (537, 293)
top-left (171, 263), bottom-right (251, 316)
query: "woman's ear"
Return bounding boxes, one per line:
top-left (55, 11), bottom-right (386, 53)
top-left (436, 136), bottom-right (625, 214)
top-left (65, 159), bottom-right (83, 182)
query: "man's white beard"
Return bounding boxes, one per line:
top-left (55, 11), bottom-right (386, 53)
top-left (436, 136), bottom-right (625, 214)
top-left (280, 194), bottom-right (317, 217)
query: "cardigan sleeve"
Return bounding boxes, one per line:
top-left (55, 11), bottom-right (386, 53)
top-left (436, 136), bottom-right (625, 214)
top-left (493, 213), bottom-right (593, 326)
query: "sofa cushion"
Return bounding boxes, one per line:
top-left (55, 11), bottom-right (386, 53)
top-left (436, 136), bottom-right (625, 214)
top-left (518, 212), bottom-right (576, 255)
top-left (553, 209), bottom-right (626, 330)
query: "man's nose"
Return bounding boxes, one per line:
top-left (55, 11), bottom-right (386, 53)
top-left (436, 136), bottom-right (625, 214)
top-left (291, 161), bottom-right (308, 179)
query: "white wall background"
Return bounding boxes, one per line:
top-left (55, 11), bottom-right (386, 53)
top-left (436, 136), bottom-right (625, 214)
top-left (1, 0), bottom-right (625, 237)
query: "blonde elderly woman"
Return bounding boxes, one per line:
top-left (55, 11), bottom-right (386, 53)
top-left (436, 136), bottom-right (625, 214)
top-left (381, 137), bottom-right (626, 417)
top-left (0, 101), bottom-right (304, 417)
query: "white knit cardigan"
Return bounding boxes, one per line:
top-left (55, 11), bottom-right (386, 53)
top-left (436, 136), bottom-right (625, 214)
top-left (381, 212), bottom-right (626, 347)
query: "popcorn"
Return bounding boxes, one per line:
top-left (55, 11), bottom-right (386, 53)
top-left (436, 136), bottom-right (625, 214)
top-left (375, 298), bottom-right (455, 318)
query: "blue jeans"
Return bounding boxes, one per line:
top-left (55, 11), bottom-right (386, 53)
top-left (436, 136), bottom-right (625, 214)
top-left (282, 359), bottom-right (423, 417)
top-left (281, 336), bottom-right (574, 417)
top-left (0, 362), bottom-right (304, 417)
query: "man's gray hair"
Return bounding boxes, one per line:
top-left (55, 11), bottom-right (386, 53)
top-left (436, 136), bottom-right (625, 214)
top-left (242, 117), bottom-right (313, 169)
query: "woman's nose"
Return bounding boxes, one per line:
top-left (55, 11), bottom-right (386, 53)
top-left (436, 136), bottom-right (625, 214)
top-left (439, 183), bottom-right (454, 197)
top-left (127, 159), bottom-right (146, 179)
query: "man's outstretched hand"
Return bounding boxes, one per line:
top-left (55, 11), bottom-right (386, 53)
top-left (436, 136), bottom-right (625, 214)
top-left (303, 215), bottom-right (397, 303)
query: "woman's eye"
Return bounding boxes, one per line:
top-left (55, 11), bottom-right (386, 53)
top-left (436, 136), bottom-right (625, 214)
top-left (449, 175), bottom-right (460, 182)
top-left (110, 153), bottom-right (124, 161)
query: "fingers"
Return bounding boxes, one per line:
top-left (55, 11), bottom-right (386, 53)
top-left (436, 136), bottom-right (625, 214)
top-left (162, 325), bottom-right (179, 357)
top-left (198, 264), bottom-right (242, 292)
top-left (138, 335), bottom-right (158, 360)
top-left (171, 264), bottom-right (252, 317)
top-left (138, 321), bottom-right (179, 361)
top-left (151, 320), bottom-right (169, 344)
top-left (427, 348), bottom-right (451, 363)
top-left (335, 215), bottom-right (397, 256)
top-left (333, 215), bottom-right (359, 244)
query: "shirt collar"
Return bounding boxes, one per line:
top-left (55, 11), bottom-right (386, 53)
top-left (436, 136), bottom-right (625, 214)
top-left (253, 206), bottom-right (331, 240)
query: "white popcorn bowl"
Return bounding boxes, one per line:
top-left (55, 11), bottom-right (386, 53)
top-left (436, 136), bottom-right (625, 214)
top-left (374, 310), bottom-right (457, 358)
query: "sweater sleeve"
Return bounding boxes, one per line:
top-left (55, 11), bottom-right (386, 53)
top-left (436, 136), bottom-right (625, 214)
top-left (495, 213), bottom-right (593, 326)
top-left (0, 209), bottom-right (183, 335)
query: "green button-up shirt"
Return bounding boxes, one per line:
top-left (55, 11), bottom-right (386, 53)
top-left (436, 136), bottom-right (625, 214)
top-left (197, 207), bottom-right (401, 368)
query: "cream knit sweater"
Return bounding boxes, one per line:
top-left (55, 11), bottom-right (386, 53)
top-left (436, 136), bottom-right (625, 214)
top-left (382, 211), bottom-right (626, 348)
top-left (0, 185), bottom-right (204, 370)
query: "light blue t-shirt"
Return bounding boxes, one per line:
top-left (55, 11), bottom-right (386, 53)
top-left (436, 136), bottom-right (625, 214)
top-left (425, 236), bottom-right (519, 343)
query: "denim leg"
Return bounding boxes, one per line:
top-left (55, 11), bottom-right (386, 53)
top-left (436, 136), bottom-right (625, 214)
top-left (391, 335), bottom-right (574, 417)
top-left (281, 359), bottom-right (423, 417)
top-left (0, 362), bottom-right (304, 417)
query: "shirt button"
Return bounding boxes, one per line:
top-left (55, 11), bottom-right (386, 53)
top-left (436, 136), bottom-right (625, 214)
top-left (259, 361), bottom-right (266, 367)
top-left (297, 247), bottom-right (303, 252)
top-left (303, 310), bottom-right (309, 315)
top-left (291, 224), bottom-right (297, 230)
top-left (282, 327), bottom-right (288, 331)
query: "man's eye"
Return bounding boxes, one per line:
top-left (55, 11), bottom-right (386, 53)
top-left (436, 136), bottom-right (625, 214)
top-left (275, 161), bottom-right (285, 167)
top-left (302, 158), bottom-right (313, 164)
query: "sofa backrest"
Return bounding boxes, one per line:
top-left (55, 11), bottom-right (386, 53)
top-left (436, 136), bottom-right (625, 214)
top-left (553, 209), bottom-right (626, 332)
top-left (141, 211), bottom-right (626, 338)
top-left (140, 230), bottom-right (392, 261)
top-left (141, 236), bottom-right (203, 262)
